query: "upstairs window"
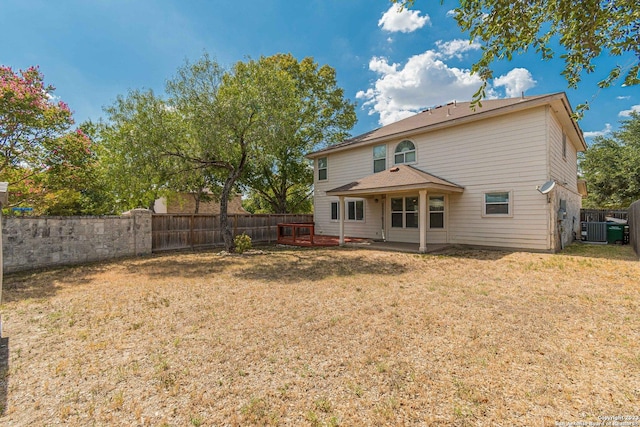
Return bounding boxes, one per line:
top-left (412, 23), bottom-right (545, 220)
top-left (562, 133), bottom-right (567, 160)
top-left (318, 157), bottom-right (327, 181)
top-left (394, 140), bottom-right (416, 164)
top-left (373, 145), bottom-right (386, 173)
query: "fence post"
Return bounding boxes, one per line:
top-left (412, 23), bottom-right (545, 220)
top-left (629, 200), bottom-right (640, 258)
top-left (190, 215), bottom-right (194, 249)
top-left (233, 215), bottom-right (238, 237)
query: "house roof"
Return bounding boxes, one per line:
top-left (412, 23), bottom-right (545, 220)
top-left (326, 165), bottom-right (464, 197)
top-left (308, 92), bottom-right (587, 158)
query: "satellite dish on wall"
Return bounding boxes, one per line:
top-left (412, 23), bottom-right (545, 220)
top-left (537, 180), bottom-right (556, 194)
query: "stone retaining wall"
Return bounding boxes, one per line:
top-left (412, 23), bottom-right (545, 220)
top-left (1, 209), bottom-right (152, 274)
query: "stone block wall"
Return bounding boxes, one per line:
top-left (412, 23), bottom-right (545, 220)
top-left (1, 209), bottom-right (152, 274)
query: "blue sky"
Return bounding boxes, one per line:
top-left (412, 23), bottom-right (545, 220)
top-left (2, 0), bottom-right (638, 142)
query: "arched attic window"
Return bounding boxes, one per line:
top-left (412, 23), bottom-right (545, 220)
top-left (394, 140), bottom-right (416, 164)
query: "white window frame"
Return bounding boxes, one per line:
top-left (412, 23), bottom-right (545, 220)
top-left (347, 199), bottom-right (364, 221)
top-left (318, 157), bottom-right (328, 181)
top-left (482, 191), bottom-right (513, 217)
top-left (330, 201), bottom-right (339, 221)
top-left (391, 196), bottom-right (419, 228)
top-left (429, 195), bottom-right (445, 229)
top-left (394, 140), bottom-right (416, 165)
top-left (373, 144), bottom-right (386, 173)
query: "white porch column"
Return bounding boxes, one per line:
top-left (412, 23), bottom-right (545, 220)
top-left (419, 189), bottom-right (427, 253)
top-left (339, 196), bottom-right (345, 246)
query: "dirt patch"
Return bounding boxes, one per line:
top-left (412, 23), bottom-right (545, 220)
top-left (1, 244), bottom-right (638, 425)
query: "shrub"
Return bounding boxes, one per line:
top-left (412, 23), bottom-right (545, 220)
top-left (234, 233), bottom-right (252, 254)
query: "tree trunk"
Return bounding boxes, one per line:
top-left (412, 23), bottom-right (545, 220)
top-left (219, 138), bottom-right (248, 253)
top-left (193, 193), bottom-right (200, 214)
top-left (219, 179), bottom-right (235, 252)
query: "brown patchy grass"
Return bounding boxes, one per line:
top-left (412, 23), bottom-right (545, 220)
top-left (1, 244), bottom-right (639, 426)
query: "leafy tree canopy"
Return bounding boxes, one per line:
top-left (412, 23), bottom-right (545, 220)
top-left (580, 112), bottom-right (640, 209)
top-left (395, 0), bottom-right (639, 112)
top-left (166, 54), bottom-right (304, 250)
top-left (242, 54), bottom-right (356, 214)
top-left (97, 89), bottom-right (212, 213)
top-left (1, 65), bottom-right (103, 214)
top-left (100, 53), bottom-right (355, 250)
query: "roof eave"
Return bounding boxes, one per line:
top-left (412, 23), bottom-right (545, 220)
top-left (554, 96), bottom-right (588, 152)
top-left (326, 182), bottom-right (464, 197)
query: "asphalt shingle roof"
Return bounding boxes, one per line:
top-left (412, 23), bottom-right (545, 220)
top-left (326, 165), bottom-right (464, 196)
top-left (308, 93), bottom-right (576, 158)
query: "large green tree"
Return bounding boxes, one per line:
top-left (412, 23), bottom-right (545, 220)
top-left (102, 55), bottom-right (302, 251)
top-left (164, 55), bottom-right (300, 250)
top-left (97, 89), bottom-right (208, 213)
top-left (580, 112), bottom-right (640, 209)
top-left (100, 53), bottom-right (355, 250)
top-left (243, 183), bottom-right (313, 214)
top-left (394, 0), bottom-right (639, 111)
top-left (242, 54), bottom-right (356, 214)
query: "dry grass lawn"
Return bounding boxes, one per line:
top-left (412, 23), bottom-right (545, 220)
top-left (1, 244), bottom-right (639, 426)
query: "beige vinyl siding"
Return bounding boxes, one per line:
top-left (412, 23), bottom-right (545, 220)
top-left (548, 110), bottom-right (579, 193)
top-left (417, 107), bottom-right (551, 250)
top-left (313, 147), bottom-right (384, 238)
top-left (313, 106), bottom-right (560, 250)
top-left (387, 226), bottom-right (419, 243)
top-left (314, 196), bottom-right (383, 239)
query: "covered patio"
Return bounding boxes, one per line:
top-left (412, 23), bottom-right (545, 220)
top-left (326, 165), bottom-right (464, 253)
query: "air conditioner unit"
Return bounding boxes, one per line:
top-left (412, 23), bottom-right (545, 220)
top-left (581, 222), bottom-right (607, 242)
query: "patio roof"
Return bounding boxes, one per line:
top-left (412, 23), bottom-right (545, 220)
top-left (326, 165), bottom-right (464, 197)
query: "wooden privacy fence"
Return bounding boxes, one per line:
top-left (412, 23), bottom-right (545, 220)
top-left (152, 213), bottom-right (314, 252)
top-left (629, 200), bottom-right (640, 258)
top-left (580, 209), bottom-right (628, 222)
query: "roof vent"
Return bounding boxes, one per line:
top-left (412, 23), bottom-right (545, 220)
top-left (390, 167), bottom-right (400, 172)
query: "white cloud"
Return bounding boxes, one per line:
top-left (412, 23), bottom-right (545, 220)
top-left (435, 39), bottom-right (481, 59)
top-left (357, 51), bottom-right (484, 126)
top-left (583, 123), bottom-right (612, 139)
top-left (378, 4), bottom-right (430, 33)
top-left (619, 104), bottom-right (640, 117)
top-left (446, 9), bottom-right (457, 17)
top-left (493, 68), bottom-right (537, 98)
top-left (616, 96), bottom-right (631, 100)
top-left (368, 56), bottom-right (398, 74)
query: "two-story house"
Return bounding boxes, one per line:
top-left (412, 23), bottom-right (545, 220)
top-left (307, 93), bottom-right (587, 252)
